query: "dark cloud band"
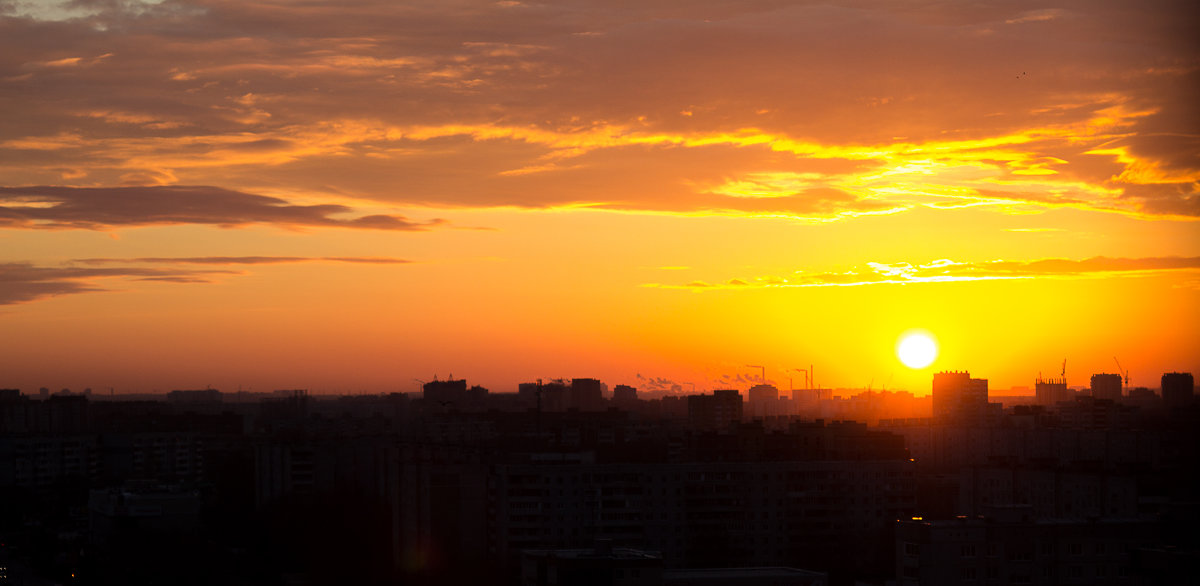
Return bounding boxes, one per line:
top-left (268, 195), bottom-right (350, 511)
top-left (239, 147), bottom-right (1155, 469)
top-left (0, 185), bottom-right (445, 231)
top-left (0, 255), bottom-right (412, 305)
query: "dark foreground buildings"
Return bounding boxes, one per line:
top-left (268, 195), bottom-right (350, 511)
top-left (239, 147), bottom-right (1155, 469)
top-left (0, 370), bottom-right (1196, 585)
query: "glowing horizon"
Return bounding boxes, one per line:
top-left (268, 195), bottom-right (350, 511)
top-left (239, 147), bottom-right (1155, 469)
top-left (1, 1), bottom-right (1196, 396)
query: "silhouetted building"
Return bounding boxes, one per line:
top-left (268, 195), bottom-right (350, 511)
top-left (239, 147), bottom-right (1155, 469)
top-left (959, 466), bottom-right (1139, 519)
top-left (167, 389), bottom-right (223, 404)
top-left (1034, 377), bottom-right (1071, 407)
top-left (518, 382), bottom-right (539, 402)
top-left (1090, 373), bottom-right (1123, 401)
top-left (1054, 396), bottom-right (1136, 430)
top-left (492, 452), bottom-right (913, 579)
top-left (259, 389), bottom-right (310, 428)
top-left (467, 384), bottom-right (489, 403)
top-left (0, 389), bottom-right (32, 433)
top-left (932, 372), bottom-right (988, 424)
top-left (613, 384), bottom-right (639, 408)
top-left (1161, 372), bottom-right (1194, 408)
top-left (89, 484), bottom-right (202, 539)
top-left (747, 384), bottom-right (783, 418)
top-left (658, 395), bottom-right (689, 419)
top-left (572, 378), bottom-right (605, 411)
top-left (0, 434), bottom-right (98, 488)
top-left (423, 378), bottom-right (468, 406)
top-left (687, 390), bottom-right (742, 431)
top-left (541, 380), bottom-right (570, 412)
top-left (791, 387), bottom-right (832, 414)
top-left (896, 514), bottom-right (1158, 585)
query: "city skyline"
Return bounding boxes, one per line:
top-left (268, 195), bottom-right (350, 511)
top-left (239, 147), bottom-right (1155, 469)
top-left (2, 360), bottom-right (1194, 584)
top-left (2, 1), bottom-right (1198, 395)
top-left (11, 364), bottom-right (1195, 398)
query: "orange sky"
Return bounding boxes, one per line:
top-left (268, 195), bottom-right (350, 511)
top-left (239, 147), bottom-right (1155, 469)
top-left (1, 0), bottom-right (1197, 395)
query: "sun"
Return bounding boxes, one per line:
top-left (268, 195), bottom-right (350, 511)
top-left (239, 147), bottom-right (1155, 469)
top-left (897, 331), bottom-right (938, 369)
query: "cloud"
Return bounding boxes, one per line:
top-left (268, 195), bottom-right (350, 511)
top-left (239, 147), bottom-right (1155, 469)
top-left (645, 256), bottom-right (1200, 290)
top-left (0, 261), bottom-right (236, 305)
top-left (1005, 9), bottom-right (1066, 25)
top-left (0, 185), bottom-right (446, 231)
top-left (0, 255), bottom-right (412, 305)
top-left (73, 256), bottom-right (411, 265)
top-left (0, 0), bottom-right (1193, 221)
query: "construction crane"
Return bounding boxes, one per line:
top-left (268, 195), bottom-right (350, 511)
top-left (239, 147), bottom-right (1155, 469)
top-left (745, 364), bottom-right (765, 383)
top-left (1114, 357), bottom-right (1130, 386)
top-left (1061, 359), bottom-right (1066, 379)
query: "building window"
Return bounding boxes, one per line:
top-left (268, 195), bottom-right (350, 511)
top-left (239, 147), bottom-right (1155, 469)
top-left (961, 545), bottom-right (977, 558)
top-left (904, 542), bottom-right (920, 557)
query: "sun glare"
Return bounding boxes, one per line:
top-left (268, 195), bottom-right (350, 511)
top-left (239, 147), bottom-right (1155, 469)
top-left (897, 332), bottom-right (938, 369)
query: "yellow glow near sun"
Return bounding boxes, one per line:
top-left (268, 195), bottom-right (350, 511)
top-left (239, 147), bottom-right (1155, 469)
top-left (897, 331), bottom-right (938, 369)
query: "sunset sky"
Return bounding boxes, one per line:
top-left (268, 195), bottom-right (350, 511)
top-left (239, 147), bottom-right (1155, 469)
top-left (1, 0), bottom-right (1197, 395)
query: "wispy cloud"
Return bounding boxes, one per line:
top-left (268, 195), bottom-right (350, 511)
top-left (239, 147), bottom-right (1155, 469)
top-left (73, 256), bottom-right (411, 265)
top-left (644, 256), bottom-right (1200, 290)
top-left (0, 185), bottom-right (445, 231)
top-left (0, 255), bottom-right (413, 305)
top-left (24, 53), bottom-right (114, 69)
top-left (1005, 9), bottom-right (1066, 25)
top-left (0, 262), bottom-right (237, 305)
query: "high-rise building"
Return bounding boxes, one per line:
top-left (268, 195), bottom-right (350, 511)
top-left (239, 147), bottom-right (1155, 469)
top-left (747, 384), bottom-right (781, 418)
top-left (570, 378), bottom-right (604, 411)
top-left (612, 384), bottom-right (638, 408)
top-left (931, 372), bottom-right (988, 424)
top-left (423, 379), bottom-right (468, 405)
top-left (1090, 373), bottom-right (1123, 401)
top-left (1161, 372), bottom-right (1194, 409)
top-left (541, 380), bottom-right (569, 412)
top-left (687, 389), bottom-right (743, 431)
top-left (1034, 377), bottom-right (1071, 407)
